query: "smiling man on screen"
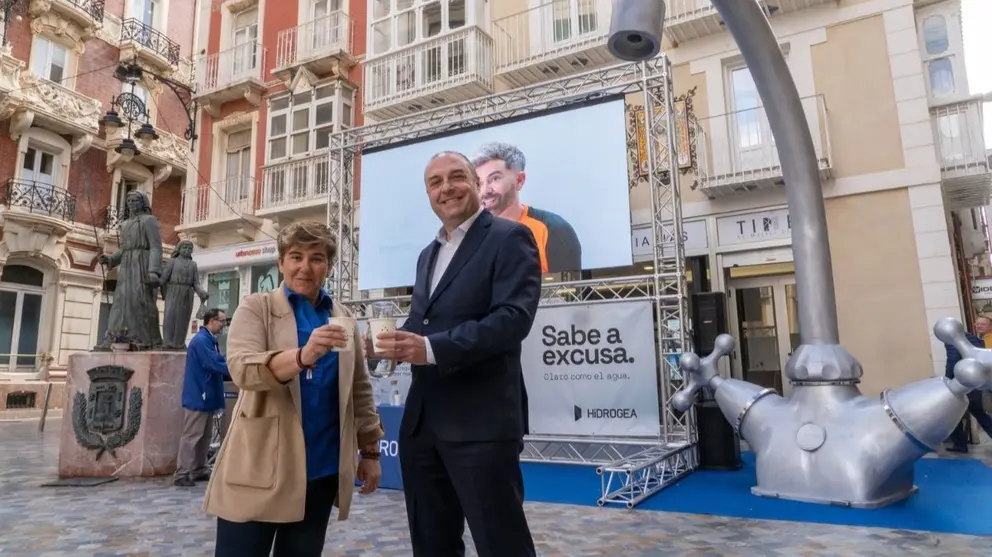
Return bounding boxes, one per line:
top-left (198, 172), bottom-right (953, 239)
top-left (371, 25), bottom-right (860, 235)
top-left (473, 142), bottom-right (582, 274)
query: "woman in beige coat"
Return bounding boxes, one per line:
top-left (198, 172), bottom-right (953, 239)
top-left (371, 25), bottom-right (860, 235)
top-left (204, 221), bottom-right (383, 557)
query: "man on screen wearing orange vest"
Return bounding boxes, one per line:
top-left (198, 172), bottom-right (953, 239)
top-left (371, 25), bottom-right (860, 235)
top-left (472, 142), bottom-right (582, 274)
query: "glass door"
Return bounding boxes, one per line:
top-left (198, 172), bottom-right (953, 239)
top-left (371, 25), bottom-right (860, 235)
top-left (232, 11), bottom-right (259, 79)
top-left (728, 275), bottom-right (800, 396)
top-left (21, 147), bottom-right (57, 212)
top-left (207, 271), bottom-right (241, 356)
top-left (0, 265), bottom-right (46, 374)
top-left (728, 65), bottom-right (776, 174)
top-left (311, 0), bottom-right (342, 54)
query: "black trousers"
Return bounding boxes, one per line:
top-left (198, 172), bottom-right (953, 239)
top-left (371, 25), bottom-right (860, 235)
top-left (400, 432), bottom-right (535, 557)
top-left (949, 391), bottom-right (992, 448)
top-left (214, 474), bottom-right (338, 557)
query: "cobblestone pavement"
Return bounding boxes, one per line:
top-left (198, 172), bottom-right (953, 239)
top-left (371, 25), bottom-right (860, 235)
top-left (2, 418), bottom-right (991, 556)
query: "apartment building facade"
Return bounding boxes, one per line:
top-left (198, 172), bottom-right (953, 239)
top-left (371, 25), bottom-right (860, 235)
top-left (0, 0), bottom-right (196, 398)
top-left (179, 0), bottom-right (363, 352)
top-left (358, 0), bottom-right (989, 397)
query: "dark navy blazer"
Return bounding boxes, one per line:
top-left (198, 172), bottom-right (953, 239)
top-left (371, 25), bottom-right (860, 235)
top-left (400, 210), bottom-right (542, 442)
top-left (945, 332), bottom-right (985, 379)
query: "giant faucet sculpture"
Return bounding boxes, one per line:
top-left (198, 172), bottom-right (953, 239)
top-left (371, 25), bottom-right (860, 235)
top-left (608, 0), bottom-right (992, 507)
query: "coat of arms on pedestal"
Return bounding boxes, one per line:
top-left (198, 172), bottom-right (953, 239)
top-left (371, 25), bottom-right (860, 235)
top-left (71, 366), bottom-right (143, 459)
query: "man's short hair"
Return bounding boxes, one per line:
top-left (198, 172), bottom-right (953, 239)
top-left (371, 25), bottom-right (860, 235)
top-left (978, 315), bottom-right (991, 325)
top-left (202, 308), bottom-right (226, 326)
top-left (426, 150), bottom-right (478, 182)
top-left (472, 142), bottom-right (526, 172)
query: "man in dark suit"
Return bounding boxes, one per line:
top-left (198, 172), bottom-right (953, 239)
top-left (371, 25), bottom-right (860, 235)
top-left (372, 151), bottom-right (541, 557)
top-left (945, 315), bottom-right (992, 453)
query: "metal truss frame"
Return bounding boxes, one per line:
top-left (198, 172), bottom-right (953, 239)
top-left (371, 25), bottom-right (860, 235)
top-left (326, 57), bottom-right (696, 508)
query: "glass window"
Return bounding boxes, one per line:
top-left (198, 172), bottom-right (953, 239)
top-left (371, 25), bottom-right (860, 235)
top-left (372, 0), bottom-right (390, 20)
top-left (1, 265), bottom-right (45, 287)
top-left (922, 15), bottom-right (949, 56)
top-left (449, 0), bottom-right (466, 29)
top-left (21, 146), bottom-right (58, 187)
top-left (268, 85), bottom-right (341, 159)
top-left (0, 291), bottom-right (15, 367)
top-left (397, 11), bottom-right (416, 47)
top-left (730, 66), bottom-right (761, 149)
top-left (422, 2), bottom-right (442, 38)
top-left (207, 271), bottom-right (240, 355)
top-left (250, 264), bottom-right (282, 293)
top-left (928, 57), bottom-right (955, 97)
top-left (31, 37), bottom-right (68, 83)
top-left (371, 20), bottom-right (391, 55)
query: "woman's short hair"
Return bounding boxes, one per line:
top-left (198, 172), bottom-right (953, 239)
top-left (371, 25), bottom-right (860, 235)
top-left (277, 221), bottom-right (338, 262)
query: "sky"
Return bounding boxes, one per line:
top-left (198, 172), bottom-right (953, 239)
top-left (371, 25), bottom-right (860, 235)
top-left (962, 0), bottom-right (991, 145)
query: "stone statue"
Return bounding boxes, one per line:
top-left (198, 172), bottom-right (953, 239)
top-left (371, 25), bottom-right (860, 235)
top-left (160, 240), bottom-right (208, 350)
top-left (95, 190), bottom-right (163, 351)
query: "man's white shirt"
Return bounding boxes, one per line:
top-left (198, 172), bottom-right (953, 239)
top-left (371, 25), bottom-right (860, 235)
top-left (423, 208), bottom-right (483, 365)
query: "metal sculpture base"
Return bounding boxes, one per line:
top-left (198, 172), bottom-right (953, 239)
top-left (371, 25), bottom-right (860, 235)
top-left (672, 318), bottom-right (988, 508)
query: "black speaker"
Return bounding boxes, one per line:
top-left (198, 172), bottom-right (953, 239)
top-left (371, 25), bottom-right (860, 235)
top-left (696, 401), bottom-right (743, 470)
top-left (691, 292), bottom-right (728, 355)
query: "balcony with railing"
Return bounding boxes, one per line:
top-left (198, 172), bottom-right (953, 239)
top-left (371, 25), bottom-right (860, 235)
top-left (1, 178), bottom-right (77, 228)
top-left (28, 0), bottom-right (106, 37)
top-left (664, 0), bottom-right (836, 45)
top-left (194, 42), bottom-right (266, 117)
top-left (273, 11), bottom-right (353, 81)
top-left (695, 95), bottom-right (831, 199)
top-left (258, 153), bottom-right (334, 218)
top-left (493, 0), bottom-right (613, 89)
top-left (119, 19), bottom-right (181, 73)
top-left (932, 96), bottom-right (991, 209)
top-left (364, 27), bottom-right (494, 121)
top-left (178, 178), bottom-right (259, 231)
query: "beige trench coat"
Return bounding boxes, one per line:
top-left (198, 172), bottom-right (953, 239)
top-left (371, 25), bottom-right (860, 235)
top-left (203, 287), bottom-right (383, 523)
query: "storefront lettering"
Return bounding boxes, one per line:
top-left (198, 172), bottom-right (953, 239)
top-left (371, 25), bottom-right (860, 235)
top-left (734, 214), bottom-right (792, 236)
top-left (235, 245), bottom-right (277, 259)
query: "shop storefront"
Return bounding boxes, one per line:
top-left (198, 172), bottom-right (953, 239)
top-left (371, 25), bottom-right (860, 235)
top-left (193, 240), bottom-right (282, 354)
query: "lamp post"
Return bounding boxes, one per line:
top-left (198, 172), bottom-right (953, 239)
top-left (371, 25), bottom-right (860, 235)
top-left (2, 0), bottom-right (21, 47)
top-left (102, 60), bottom-right (198, 149)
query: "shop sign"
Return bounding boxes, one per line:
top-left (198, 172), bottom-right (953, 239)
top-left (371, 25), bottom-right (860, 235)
top-left (193, 241), bottom-right (278, 270)
top-left (972, 278), bottom-right (992, 300)
top-left (631, 220), bottom-right (708, 258)
top-left (716, 209), bottom-right (792, 246)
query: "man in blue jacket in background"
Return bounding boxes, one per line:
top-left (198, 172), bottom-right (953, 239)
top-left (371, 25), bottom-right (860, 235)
top-left (945, 315), bottom-right (992, 453)
top-left (175, 308), bottom-right (230, 487)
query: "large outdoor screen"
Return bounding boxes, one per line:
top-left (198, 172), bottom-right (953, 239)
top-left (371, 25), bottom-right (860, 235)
top-left (358, 98), bottom-right (633, 291)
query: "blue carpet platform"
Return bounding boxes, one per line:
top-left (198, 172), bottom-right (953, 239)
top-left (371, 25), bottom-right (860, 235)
top-left (520, 452), bottom-right (992, 536)
top-left (374, 406), bottom-right (991, 536)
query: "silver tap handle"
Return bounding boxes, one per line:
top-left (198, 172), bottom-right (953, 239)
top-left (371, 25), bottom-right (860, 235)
top-left (671, 334), bottom-right (736, 412)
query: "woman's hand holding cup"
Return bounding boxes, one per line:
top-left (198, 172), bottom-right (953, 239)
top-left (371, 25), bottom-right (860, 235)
top-left (301, 325), bottom-right (349, 366)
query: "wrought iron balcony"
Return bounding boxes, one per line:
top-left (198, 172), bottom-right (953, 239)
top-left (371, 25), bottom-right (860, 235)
top-left (493, 0), bottom-right (614, 89)
top-left (363, 27), bottom-right (494, 121)
top-left (1, 179), bottom-right (77, 223)
top-left (664, 0), bottom-right (836, 45)
top-left (695, 95), bottom-right (831, 198)
top-left (103, 205), bottom-right (123, 230)
top-left (180, 178), bottom-right (257, 228)
top-left (29, 0), bottom-right (106, 35)
top-left (274, 11), bottom-right (352, 79)
top-left (258, 153), bottom-right (331, 215)
top-left (931, 96), bottom-right (991, 209)
top-left (120, 18), bottom-right (181, 67)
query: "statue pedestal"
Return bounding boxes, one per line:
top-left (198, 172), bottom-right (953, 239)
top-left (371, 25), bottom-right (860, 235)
top-left (58, 351), bottom-right (187, 478)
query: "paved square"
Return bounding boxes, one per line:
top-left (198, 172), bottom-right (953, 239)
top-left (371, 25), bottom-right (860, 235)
top-left (1, 417), bottom-right (990, 556)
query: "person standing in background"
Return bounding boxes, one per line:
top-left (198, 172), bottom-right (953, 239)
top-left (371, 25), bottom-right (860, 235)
top-left (945, 315), bottom-right (992, 453)
top-left (175, 308), bottom-right (229, 487)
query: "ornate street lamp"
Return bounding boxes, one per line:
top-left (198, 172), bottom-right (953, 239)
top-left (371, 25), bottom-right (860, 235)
top-left (103, 60), bottom-right (198, 149)
top-left (102, 65), bottom-right (155, 158)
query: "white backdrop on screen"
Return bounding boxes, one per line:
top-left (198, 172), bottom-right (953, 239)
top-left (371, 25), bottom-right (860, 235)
top-left (358, 99), bottom-right (633, 291)
top-left (522, 301), bottom-right (660, 437)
